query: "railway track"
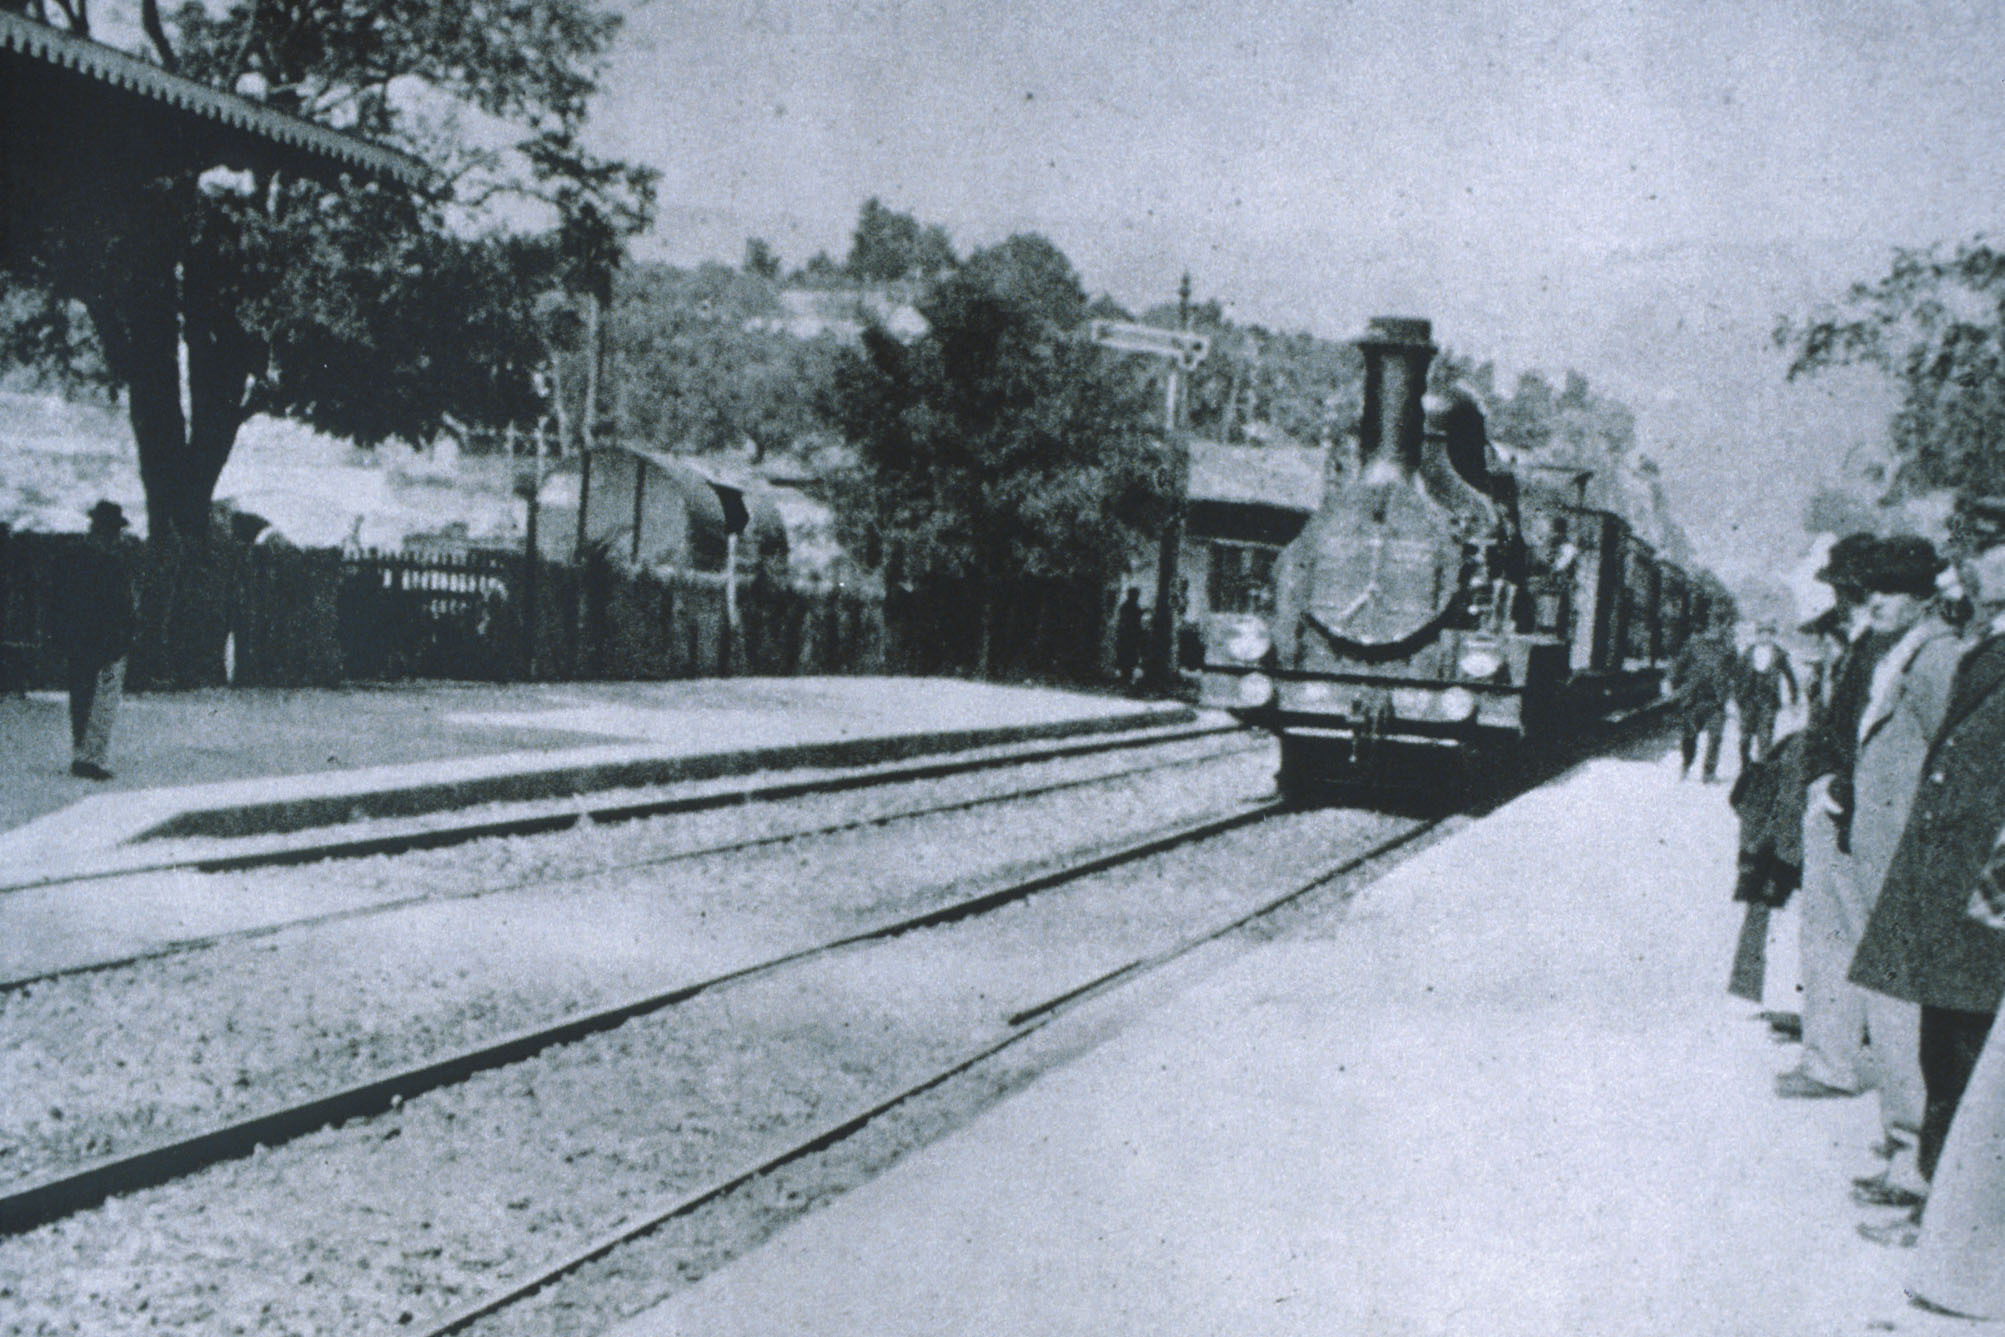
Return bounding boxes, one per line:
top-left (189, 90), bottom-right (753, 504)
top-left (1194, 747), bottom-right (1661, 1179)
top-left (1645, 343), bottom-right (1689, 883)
top-left (0, 727), bottom-right (1263, 995)
top-left (0, 719), bottom-right (1239, 896)
top-left (401, 813), bottom-right (1443, 1337)
top-left (0, 797), bottom-right (1286, 1235)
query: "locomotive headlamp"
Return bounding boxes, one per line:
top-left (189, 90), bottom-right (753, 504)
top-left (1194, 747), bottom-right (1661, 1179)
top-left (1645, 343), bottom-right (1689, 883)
top-left (1237, 672), bottom-right (1275, 707)
top-left (1225, 620), bottom-right (1272, 664)
top-left (1439, 686), bottom-right (1478, 721)
top-left (1457, 643), bottom-right (1505, 679)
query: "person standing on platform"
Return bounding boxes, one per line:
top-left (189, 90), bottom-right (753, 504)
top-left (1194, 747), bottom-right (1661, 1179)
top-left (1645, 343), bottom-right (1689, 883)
top-left (1777, 532), bottom-right (1883, 1100)
top-left (1850, 497), bottom-right (2005, 1247)
top-left (1905, 829), bottom-right (2005, 1313)
top-left (1735, 620), bottom-right (1798, 768)
top-left (1114, 587), bottom-right (1144, 693)
top-left (1669, 617), bottom-right (1738, 783)
top-left (1841, 537), bottom-right (1958, 1210)
top-left (62, 500), bottom-right (135, 781)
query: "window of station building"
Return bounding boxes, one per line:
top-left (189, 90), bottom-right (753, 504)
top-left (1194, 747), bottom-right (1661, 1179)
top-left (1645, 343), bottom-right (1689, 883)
top-left (1208, 542), bottom-right (1278, 614)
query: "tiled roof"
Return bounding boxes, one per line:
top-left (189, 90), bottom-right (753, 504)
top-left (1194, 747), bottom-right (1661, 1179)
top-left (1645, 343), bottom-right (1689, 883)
top-left (1, 12), bottom-right (427, 188)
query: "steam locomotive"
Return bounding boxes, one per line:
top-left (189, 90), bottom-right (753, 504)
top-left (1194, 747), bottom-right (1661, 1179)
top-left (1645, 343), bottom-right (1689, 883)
top-left (1198, 316), bottom-right (1720, 801)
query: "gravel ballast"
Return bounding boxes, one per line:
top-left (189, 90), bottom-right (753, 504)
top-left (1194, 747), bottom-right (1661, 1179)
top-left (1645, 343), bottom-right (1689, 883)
top-left (0, 742), bottom-right (1266, 1191)
top-left (0, 798), bottom-right (1412, 1337)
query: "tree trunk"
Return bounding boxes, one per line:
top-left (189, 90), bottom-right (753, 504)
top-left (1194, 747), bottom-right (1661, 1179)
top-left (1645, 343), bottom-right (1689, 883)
top-left (80, 219), bottom-right (257, 544)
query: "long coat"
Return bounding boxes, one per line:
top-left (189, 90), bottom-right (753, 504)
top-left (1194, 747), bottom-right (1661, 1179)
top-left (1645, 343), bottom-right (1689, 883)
top-left (1851, 632), bottom-right (2005, 1013)
top-left (61, 538), bottom-right (134, 671)
top-left (1849, 619), bottom-right (1962, 904)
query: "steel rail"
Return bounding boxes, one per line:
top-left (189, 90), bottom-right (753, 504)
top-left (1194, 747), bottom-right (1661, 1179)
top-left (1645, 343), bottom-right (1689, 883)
top-left (0, 721), bottom-right (1239, 896)
top-left (0, 734), bottom-right (1264, 995)
top-left (0, 799), bottom-right (1282, 1236)
top-left (396, 815), bottom-right (1443, 1337)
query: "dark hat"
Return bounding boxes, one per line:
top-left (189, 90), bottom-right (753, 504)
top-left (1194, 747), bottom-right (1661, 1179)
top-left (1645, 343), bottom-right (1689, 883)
top-left (1815, 531), bottom-right (1878, 589)
top-left (86, 500), bottom-right (128, 530)
top-left (1857, 534), bottom-right (1945, 597)
top-left (1950, 493), bottom-right (2005, 552)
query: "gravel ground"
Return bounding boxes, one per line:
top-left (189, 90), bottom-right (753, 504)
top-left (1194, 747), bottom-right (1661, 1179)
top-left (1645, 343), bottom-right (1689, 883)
top-left (0, 740), bottom-right (1269, 1190)
top-left (0, 802), bottom-right (1415, 1337)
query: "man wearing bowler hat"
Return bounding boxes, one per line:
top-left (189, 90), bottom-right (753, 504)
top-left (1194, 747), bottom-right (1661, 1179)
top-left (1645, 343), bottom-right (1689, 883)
top-left (62, 500), bottom-right (135, 780)
top-left (1778, 532), bottom-right (1884, 1098)
top-left (1850, 496), bottom-right (2005, 1243)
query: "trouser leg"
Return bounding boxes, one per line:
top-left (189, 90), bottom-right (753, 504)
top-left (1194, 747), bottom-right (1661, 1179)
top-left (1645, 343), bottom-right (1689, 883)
top-left (1753, 705), bottom-right (1776, 757)
top-left (66, 662), bottom-right (97, 755)
top-left (1680, 722), bottom-right (1698, 773)
top-left (1920, 1006), bottom-right (1996, 1181)
top-left (1865, 989), bottom-right (1927, 1137)
top-left (76, 657), bottom-right (123, 770)
top-left (1797, 808), bottom-right (1867, 1091)
top-left (1701, 708), bottom-right (1724, 780)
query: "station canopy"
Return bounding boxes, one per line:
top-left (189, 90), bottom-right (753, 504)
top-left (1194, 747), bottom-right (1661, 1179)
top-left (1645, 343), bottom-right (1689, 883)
top-left (2, 11), bottom-right (427, 252)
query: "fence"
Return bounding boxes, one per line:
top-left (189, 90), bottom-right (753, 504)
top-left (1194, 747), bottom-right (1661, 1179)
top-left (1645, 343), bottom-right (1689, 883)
top-left (0, 531), bottom-right (1117, 692)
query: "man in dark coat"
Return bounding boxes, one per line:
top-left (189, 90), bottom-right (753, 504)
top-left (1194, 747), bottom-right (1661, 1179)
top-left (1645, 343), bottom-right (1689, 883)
top-left (1114, 587), bottom-right (1144, 692)
top-left (1851, 497), bottom-right (2005, 1227)
top-left (1735, 621), bottom-right (1799, 769)
top-left (1669, 618), bottom-right (1738, 782)
top-left (62, 500), bottom-right (134, 780)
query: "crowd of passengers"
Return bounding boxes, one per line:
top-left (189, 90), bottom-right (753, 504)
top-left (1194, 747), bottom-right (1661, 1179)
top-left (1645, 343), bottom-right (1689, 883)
top-left (1700, 492), bottom-right (2005, 1318)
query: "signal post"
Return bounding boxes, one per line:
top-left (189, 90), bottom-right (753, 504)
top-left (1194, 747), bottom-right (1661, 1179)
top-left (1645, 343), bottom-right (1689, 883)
top-left (1087, 318), bottom-right (1211, 692)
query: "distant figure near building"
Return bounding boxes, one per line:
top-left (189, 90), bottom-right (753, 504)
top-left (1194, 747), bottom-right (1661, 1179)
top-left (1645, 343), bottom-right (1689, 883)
top-left (1114, 587), bottom-right (1144, 692)
top-left (63, 500), bottom-right (134, 780)
top-left (1669, 618), bottom-right (1737, 783)
top-left (1735, 621), bottom-right (1798, 768)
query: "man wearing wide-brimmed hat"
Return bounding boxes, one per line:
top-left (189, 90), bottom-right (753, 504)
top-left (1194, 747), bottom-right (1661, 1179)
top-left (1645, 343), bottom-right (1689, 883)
top-left (61, 499), bottom-right (134, 781)
top-left (1837, 535), bottom-right (1959, 1213)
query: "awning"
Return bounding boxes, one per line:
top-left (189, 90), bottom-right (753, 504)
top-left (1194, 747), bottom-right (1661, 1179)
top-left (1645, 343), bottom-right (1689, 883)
top-left (1, 11), bottom-right (429, 193)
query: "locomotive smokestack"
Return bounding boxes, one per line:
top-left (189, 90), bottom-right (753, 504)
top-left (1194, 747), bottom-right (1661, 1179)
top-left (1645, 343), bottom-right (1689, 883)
top-left (1355, 316), bottom-right (1436, 476)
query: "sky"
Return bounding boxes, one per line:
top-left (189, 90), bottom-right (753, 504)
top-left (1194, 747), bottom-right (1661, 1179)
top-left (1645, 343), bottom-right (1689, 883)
top-left (581, 0), bottom-right (2005, 589)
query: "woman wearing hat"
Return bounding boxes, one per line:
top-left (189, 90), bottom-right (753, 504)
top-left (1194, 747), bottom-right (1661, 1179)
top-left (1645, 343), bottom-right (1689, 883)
top-left (61, 500), bottom-right (134, 780)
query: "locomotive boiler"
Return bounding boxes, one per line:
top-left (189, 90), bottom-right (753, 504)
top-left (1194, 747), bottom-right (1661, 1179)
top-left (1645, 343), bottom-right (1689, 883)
top-left (1198, 316), bottom-right (1705, 801)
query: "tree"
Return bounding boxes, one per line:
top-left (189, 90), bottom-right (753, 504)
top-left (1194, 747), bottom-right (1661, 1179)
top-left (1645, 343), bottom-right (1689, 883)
top-left (743, 238), bottom-right (782, 280)
top-left (606, 261), bottom-right (839, 460)
top-left (844, 198), bottom-right (956, 284)
top-left (827, 233), bottom-right (1171, 673)
top-left (1777, 237), bottom-right (2005, 498)
top-left (1, 1), bottom-right (655, 539)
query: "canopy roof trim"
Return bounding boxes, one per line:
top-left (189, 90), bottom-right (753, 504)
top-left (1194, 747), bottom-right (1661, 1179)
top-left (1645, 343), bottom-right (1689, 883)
top-left (2, 11), bottom-right (428, 189)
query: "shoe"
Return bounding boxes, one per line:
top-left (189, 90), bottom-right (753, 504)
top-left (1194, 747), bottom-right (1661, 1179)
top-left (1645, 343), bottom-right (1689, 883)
top-left (69, 762), bottom-right (113, 781)
top-left (1851, 1179), bottom-right (1927, 1210)
top-left (1859, 1215), bottom-right (1922, 1248)
top-left (1761, 1011), bottom-right (1803, 1041)
top-left (1776, 1069), bottom-right (1860, 1099)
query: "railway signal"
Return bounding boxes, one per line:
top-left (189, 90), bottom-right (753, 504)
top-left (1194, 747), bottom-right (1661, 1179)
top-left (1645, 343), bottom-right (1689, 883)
top-left (1087, 318), bottom-right (1208, 693)
top-left (1086, 319), bottom-right (1212, 371)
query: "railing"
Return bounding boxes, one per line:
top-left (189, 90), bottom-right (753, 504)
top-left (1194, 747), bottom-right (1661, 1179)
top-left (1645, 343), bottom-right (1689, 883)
top-left (0, 536), bottom-right (898, 691)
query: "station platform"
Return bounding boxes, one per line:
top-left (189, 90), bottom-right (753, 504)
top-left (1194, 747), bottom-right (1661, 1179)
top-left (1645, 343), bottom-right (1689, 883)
top-left (0, 678), bottom-right (1191, 882)
top-left (613, 744), bottom-right (1968, 1337)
